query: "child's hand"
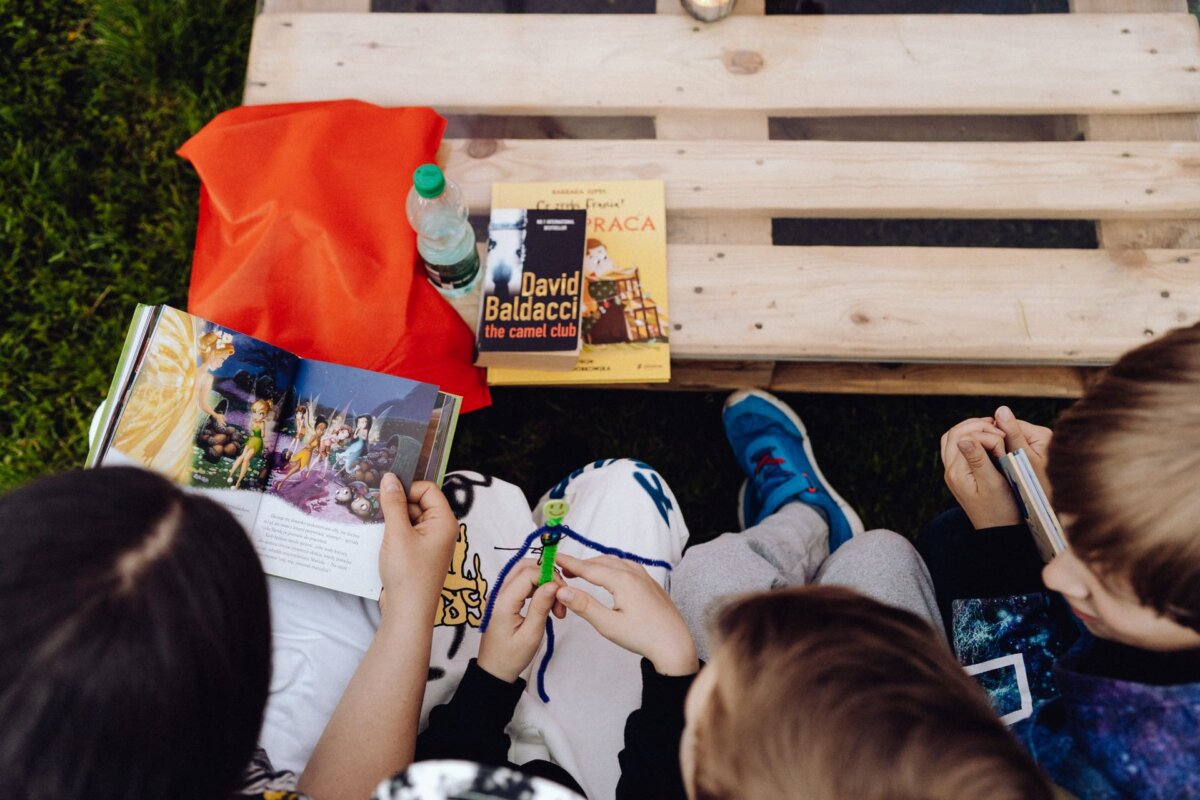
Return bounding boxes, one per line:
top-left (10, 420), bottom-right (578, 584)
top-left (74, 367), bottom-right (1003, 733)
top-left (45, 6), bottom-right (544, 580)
top-left (994, 406), bottom-right (1054, 493)
top-left (377, 475), bottom-right (458, 617)
top-left (555, 553), bottom-right (698, 677)
top-left (477, 560), bottom-right (566, 683)
top-left (941, 419), bottom-right (1021, 529)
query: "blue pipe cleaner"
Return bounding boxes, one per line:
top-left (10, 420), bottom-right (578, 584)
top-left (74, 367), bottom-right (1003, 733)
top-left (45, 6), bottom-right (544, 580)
top-left (537, 616), bottom-right (555, 702)
top-left (478, 523), bottom-right (673, 703)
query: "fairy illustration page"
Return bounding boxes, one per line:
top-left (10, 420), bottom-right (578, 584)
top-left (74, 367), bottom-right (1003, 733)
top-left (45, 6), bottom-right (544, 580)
top-left (254, 359), bottom-right (438, 598)
top-left (96, 305), bottom-right (443, 599)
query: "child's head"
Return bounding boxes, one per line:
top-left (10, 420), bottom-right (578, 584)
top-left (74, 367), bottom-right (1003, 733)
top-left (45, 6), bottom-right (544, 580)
top-left (682, 586), bottom-right (1050, 800)
top-left (0, 467), bottom-right (271, 800)
top-left (1044, 322), bottom-right (1200, 651)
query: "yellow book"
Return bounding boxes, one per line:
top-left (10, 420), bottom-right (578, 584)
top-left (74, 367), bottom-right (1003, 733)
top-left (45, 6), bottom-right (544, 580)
top-left (486, 180), bottom-right (670, 386)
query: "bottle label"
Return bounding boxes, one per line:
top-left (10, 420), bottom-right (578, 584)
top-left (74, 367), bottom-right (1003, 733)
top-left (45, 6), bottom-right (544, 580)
top-left (424, 248), bottom-right (481, 293)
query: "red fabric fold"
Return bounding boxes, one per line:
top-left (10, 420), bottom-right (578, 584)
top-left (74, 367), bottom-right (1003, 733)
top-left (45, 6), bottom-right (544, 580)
top-left (179, 99), bottom-right (490, 412)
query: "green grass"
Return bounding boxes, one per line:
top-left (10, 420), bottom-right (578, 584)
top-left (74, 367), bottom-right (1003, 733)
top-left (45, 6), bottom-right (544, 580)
top-left (9, 0), bottom-right (1196, 541)
top-left (0, 0), bottom-right (254, 487)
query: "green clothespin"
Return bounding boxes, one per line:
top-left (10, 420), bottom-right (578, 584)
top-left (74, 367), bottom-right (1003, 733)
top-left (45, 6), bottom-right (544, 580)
top-left (539, 499), bottom-right (569, 585)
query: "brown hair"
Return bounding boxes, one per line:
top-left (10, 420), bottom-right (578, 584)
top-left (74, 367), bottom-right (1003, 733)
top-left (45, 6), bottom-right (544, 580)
top-left (691, 586), bottom-right (1051, 800)
top-left (1047, 322), bottom-right (1200, 630)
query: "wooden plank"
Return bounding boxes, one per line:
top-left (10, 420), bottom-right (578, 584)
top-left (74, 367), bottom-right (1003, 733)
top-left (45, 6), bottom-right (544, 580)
top-left (647, 359), bottom-right (777, 390)
top-left (1071, 0), bottom-right (1187, 13)
top-left (655, 0), bottom-right (771, 246)
top-left (244, 13), bottom-right (1200, 115)
top-left (1070, 0), bottom-right (1200, 248)
top-left (604, 361), bottom-right (1098, 398)
top-left (448, 245), bottom-right (1200, 364)
top-left (437, 138), bottom-right (1200, 220)
top-left (669, 245), bottom-right (1199, 363)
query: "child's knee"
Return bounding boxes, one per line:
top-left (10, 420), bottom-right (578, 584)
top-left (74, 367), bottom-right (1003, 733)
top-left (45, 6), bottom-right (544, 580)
top-left (822, 529), bottom-right (924, 581)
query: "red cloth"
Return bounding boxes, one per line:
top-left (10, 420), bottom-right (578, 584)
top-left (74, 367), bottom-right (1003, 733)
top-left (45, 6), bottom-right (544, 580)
top-left (179, 100), bottom-right (490, 412)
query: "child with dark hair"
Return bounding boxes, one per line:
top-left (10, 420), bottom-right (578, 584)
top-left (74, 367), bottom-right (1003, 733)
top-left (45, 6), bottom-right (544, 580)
top-left (920, 322), bottom-right (1200, 798)
top-left (0, 466), bottom-right (460, 800)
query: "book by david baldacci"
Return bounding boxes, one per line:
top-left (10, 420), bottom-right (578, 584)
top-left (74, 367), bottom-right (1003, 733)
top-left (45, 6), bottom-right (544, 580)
top-left (485, 180), bottom-right (670, 386)
top-left (475, 207), bottom-right (587, 370)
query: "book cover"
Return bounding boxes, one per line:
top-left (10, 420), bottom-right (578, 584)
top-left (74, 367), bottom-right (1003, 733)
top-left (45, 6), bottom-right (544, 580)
top-left (90, 304), bottom-right (460, 599)
top-left (485, 180), bottom-right (670, 385)
top-left (475, 208), bottom-right (587, 370)
top-left (997, 449), bottom-right (1067, 563)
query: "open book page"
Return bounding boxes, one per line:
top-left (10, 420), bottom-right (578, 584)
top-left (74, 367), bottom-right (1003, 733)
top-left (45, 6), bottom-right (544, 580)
top-left (99, 306), bottom-right (301, 532)
top-left (251, 359), bottom-right (439, 598)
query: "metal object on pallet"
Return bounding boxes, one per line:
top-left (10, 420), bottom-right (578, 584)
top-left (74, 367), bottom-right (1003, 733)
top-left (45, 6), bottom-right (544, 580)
top-left (681, 0), bottom-right (736, 22)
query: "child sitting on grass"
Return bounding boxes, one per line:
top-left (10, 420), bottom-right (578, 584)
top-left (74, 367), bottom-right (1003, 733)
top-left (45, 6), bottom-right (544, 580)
top-left (415, 388), bottom-right (1050, 798)
top-left (921, 321), bottom-right (1200, 798)
top-left (417, 557), bottom-right (1051, 799)
top-left (679, 586), bottom-right (1052, 800)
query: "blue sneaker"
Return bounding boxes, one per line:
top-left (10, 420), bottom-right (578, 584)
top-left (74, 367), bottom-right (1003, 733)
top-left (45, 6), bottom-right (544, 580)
top-left (723, 389), bottom-right (864, 550)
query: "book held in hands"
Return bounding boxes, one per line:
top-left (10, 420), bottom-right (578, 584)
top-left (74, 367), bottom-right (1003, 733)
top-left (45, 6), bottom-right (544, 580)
top-left (996, 448), bottom-right (1068, 563)
top-left (87, 304), bottom-right (461, 599)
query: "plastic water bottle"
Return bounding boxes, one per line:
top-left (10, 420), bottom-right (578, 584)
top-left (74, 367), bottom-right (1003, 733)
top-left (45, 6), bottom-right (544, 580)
top-left (406, 163), bottom-right (481, 297)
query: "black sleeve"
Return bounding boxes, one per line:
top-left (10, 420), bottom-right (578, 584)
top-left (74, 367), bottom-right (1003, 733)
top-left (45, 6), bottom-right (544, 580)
top-left (615, 658), bottom-right (697, 800)
top-left (918, 507), bottom-right (1048, 638)
top-left (414, 659), bottom-right (524, 767)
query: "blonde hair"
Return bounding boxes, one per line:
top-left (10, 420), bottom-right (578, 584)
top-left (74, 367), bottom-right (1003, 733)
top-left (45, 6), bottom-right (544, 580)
top-left (692, 587), bottom-right (1051, 800)
top-left (198, 331), bottom-right (236, 359)
top-left (1047, 322), bottom-right (1200, 630)
top-left (250, 399), bottom-right (271, 417)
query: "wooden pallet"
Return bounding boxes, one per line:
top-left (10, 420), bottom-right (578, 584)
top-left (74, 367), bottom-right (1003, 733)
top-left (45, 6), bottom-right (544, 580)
top-left (245, 0), bottom-right (1200, 397)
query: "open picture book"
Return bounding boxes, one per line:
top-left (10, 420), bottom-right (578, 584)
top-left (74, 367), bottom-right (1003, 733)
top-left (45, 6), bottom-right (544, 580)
top-left (87, 304), bottom-right (461, 599)
top-left (996, 449), bottom-right (1068, 563)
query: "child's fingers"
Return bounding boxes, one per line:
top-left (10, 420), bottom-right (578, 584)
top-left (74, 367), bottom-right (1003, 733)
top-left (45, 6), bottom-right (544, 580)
top-left (556, 584), bottom-right (617, 633)
top-left (995, 406), bottom-right (1031, 455)
top-left (379, 474), bottom-right (413, 533)
top-left (520, 583), bottom-right (559, 639)
top-left (555, 553), bottom-right (633, 593)
top-left (957, 439), bottom-right (1008, 492)
top-left (550, 571), bottom-right (568, 618)
top-left (408, 481), bottom-right (454, 521)
top-left (494, 561), bottom-right (541, 617)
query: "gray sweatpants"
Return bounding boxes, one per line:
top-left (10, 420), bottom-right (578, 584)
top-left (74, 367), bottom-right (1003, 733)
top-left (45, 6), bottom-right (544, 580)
top-left (669, 502), bottom-right (945, 661)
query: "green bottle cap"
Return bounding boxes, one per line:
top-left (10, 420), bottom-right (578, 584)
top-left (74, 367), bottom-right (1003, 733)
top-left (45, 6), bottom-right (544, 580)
top-left (412, 163), bottom-right (446, 199)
